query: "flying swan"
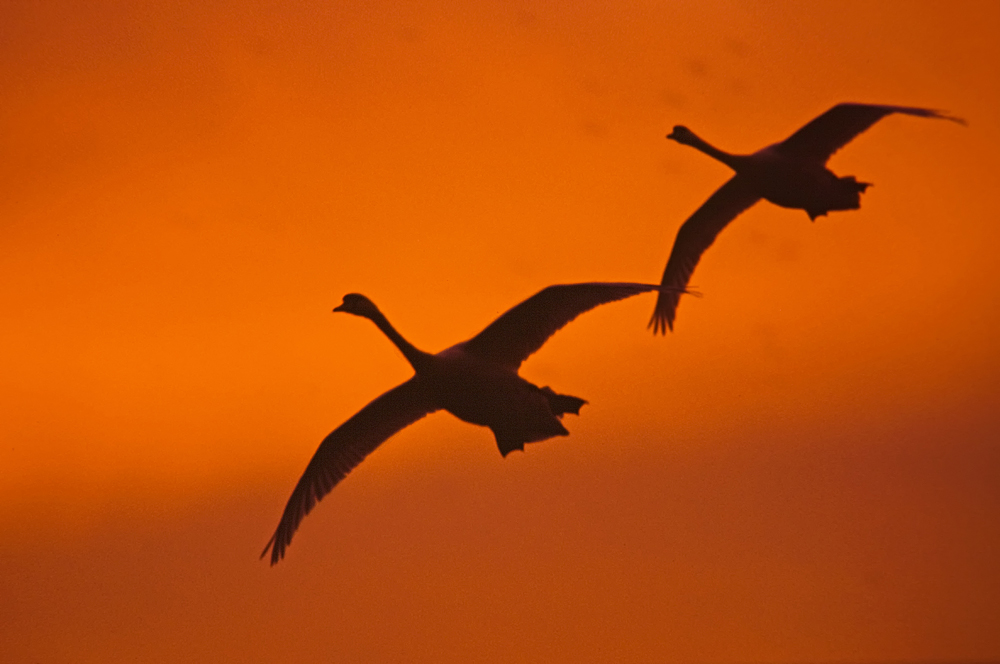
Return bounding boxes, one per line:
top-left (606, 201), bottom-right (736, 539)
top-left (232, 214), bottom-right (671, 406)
top-left (650, 102), bottom-right (964, 334)
top-left (262, 282), bottom-right (682, 564)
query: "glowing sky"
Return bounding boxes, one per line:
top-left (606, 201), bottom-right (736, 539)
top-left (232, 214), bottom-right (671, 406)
top-left (2, 1), bottom-right (998, 661)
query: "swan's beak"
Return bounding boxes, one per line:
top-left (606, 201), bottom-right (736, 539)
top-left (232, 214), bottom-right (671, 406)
top-left (333, 303), bottom-right (346, 313)
top-left (667, 125), bottom-right (689, 142)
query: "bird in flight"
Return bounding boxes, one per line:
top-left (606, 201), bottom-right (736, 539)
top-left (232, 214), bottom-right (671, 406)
top-left (650, 102), bottom-right (965, 334)
top-left (262, 281), bottom-right (685, 565)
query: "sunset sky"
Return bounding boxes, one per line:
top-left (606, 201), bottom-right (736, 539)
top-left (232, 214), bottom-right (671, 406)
top-left (2, 0), bottom-right (998, 661)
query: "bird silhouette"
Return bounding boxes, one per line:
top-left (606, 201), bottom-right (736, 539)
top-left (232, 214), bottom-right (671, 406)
top-left (262, 282), bottom-right (683, 564)
top-left (650, 103), bottom-right (965, 334)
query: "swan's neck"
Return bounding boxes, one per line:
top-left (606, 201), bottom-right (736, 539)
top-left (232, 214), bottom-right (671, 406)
top-left (680, 130), bottom-right (742, 171)
top-left (366, 310), bottom-right (434, 372)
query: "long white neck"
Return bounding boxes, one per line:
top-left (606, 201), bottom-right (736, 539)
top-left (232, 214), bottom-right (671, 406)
top-left (676, 129), bottom-right (743, 171)
top-left (364, 308), bottom-right (434, 373)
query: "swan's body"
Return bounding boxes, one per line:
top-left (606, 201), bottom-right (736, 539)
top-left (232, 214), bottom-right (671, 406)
top-left (399, 343), bottom-right (585, 451)
top-left (650, 103), bottom-right (964, 334)
top-left (262, 282), bottom-right (676, 564)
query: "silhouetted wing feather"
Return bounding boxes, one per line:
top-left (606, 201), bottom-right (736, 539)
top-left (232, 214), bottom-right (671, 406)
top-left (778, 103), bottom-right (964, 164)
top-left (464, 282), bottom-right (663, 369)
top-left (650, 176), bottom-right (760, 334)
top-left (261, 378), bottom-right (435, 565)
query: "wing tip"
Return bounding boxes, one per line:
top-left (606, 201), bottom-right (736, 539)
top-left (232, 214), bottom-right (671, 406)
top-left (937, 111), bottom-right (967, 127)
top-left (648, 285), bottom-right (693, 335)
top-left (908, 106), bottom-right (966, 126)
top-left (647, 308), bottom-right (675, 335)
top-left (895, 105), bottom-right (967, 126)
top-left (260, 531), bottom-right (285, 566)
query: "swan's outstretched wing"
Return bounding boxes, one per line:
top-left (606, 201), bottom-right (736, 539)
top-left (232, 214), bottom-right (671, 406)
top-left (463, 282), bottom-right (664, 370)
top-left (261, 378), bottom-right (436, 565)
top-left (778, 103), bottom-right (964, 164)
top-left (650, 176), bottom-right (760, 334)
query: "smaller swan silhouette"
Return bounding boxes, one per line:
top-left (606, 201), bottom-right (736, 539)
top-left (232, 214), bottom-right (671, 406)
top-left (650, 103), bottom-right (965, 334)
top-left (262, 282), bottom-right (684, 564)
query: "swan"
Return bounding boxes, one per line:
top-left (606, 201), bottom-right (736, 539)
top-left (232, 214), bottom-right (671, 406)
top-left (262, 281), bottom-right (683, 564)
top-left (650, 102), bottom-right (965, 334)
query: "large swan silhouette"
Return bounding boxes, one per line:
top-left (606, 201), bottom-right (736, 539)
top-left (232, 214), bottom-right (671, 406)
top-left (262, 282), bottom-right (682, 564)
top-left (650, 103), bottom-right (964, 334)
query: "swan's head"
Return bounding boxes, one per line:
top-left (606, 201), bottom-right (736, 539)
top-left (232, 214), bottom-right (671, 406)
top-left (333, 293), bottom-right (382, 320)
top-left (666, 125), bottom-right (698, 145)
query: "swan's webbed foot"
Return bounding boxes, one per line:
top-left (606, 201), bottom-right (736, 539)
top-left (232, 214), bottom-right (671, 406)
top-left (540, 387), bottom-right (587, 417)
top-left (839, 175), bottom-right (873, 195)
top-left (493, 419), bottom-right (570, 458)
top-left (824, 175), bottom-right (873, 214)
top-left (496, 437), bottom-right (525, 458)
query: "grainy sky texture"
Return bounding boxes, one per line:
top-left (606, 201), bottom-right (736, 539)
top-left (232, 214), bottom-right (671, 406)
top-left (2, 1), bottom-right (998, 661)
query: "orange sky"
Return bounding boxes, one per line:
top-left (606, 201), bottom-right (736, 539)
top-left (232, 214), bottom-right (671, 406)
top-left (2, 0), bottom-right (998, 661)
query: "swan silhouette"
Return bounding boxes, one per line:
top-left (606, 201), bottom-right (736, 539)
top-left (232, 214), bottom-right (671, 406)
top-left (262, 282), bottom-right (682, 564)
top-left (650, 103), bottom-right (965, 334)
